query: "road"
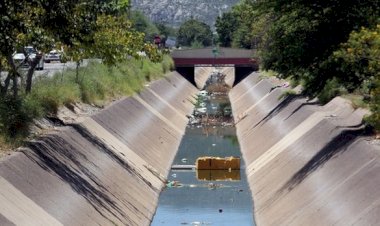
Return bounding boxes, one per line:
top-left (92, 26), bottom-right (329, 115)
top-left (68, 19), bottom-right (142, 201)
top-left (1, 60), bottom-right (92, 80)
top-left (34, 61), bottom-right (77, 77)
top-left (35, 60), bottom-right (92, 77)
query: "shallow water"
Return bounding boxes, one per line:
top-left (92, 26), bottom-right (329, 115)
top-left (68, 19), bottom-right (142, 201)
top-left (151, 77), bottom-right (254, 226)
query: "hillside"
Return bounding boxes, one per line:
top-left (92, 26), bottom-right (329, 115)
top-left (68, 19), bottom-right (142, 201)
top-left (131, 0), bottom-right (240, 28)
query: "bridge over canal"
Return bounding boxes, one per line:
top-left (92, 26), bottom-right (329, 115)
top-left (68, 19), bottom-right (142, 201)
top-left (172, 47), bottom-right (258, 88)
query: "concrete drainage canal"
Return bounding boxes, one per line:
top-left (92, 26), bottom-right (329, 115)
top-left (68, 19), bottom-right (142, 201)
top-left (151, 70), bottom-right (255, 226)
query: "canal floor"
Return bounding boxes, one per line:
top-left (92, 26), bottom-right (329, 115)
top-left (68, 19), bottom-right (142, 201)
top-left (151, 72), bottom-right (254, 226)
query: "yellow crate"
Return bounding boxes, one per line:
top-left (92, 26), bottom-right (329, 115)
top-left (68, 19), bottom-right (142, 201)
top-left (197, 169), bottom-right (241, 181)
top-left (196, 156), bottom-right (240, 170)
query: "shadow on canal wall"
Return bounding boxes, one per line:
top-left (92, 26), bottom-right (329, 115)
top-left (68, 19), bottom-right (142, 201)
top-left (230, 73), bottom-right (380, 226)
top-left (0, 72), bottom-right (198, 226)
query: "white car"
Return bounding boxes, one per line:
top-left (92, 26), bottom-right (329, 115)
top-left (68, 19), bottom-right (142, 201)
top-left (13, 46), bottom-right (44, 70)
top-left (44, 49), bottom-right (63, 63)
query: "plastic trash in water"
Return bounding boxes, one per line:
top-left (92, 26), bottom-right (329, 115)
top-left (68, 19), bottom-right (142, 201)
top-left (196, 107), bottom-right (207, 113)
top-left (199, 90), bottom-right (208, 97)
top-left (166, 180), bottom-right (182, 188)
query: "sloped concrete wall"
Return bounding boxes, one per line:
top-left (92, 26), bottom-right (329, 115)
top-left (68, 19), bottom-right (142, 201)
top-left (195, 67), bottom-right (213, 89)
top-left (230, 73), bottom-right (380, 226)
top-left (0, 72), bottom-right (198, 226)
top-left (194, 66), bottom-right (235, 89)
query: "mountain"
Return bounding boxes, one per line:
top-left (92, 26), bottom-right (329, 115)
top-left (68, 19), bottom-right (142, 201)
top-left (131, 0), bottom-right (240, 29)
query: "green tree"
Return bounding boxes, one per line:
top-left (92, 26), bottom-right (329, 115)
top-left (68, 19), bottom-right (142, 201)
top-left (216, 11), bottom-right (238, 47)
top-left (332, 25), bottom-right (380, 91)
top-left (0, 0), bottom-right (162, 95)
top-left (155, 23), bottom-right (177, 38)
top-left (0, 0), bottom-right (105, 96)
top-left (155, 23), bottom-right (177, 45)
top-left (230, 1), bottom-right (257, 49)
top-left (177, 19), bottom-right (213, 47)
top-left (130, 10), bottom-right (159, 42)
top-left (367, 79), bottom-right (380, 131)
top-left (92, 13), bottom-right (163, 64)
top-left (332, 25), bottom-right (380, 130)
top-left (255, 0), bottom-right (380, 96)
top-left (0, 0), bottom-right (167, 139)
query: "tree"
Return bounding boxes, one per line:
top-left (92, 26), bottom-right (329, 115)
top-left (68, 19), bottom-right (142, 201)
top-left (155, 23), bottom-right (177, 45)
top-left (368, 79), bottom-right (380, 131)
top-left (215, 1), bottom-right (262, 49)
top-left (216, 12), bottom-right (238, 47)
top-left (155, 23), bottom-right (177, 38)
top-left (332, 25), bottom-right (380, 130)
top-left (130, 10), bottom-right (159, 42)
top-left (0, 0), bottom-right (74, 97)
top-left (93, 14), bottom-right (162, 65)
top-left (255, 0), bottom-right (380, 96)
top-left (0, 0), bottom-right (162, 95)
top-left (218, 0), bottom-right (380, 130)
top-left (177, 19), bottom-right (213, 47)
top-left (332, 25), bottom-right (380, 91)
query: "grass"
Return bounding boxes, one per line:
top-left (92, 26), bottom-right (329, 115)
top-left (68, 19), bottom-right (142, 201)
top-left (258, 70), bottom-right (278, 80)
top-left (278, 89), bottom-right (298, 100)
top-left (341, 94), bottom-right (369, 109)
top-left (0, 55), bottom-right (174, 149)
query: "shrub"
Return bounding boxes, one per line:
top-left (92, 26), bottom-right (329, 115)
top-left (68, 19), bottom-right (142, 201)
top-left (317, 78), bottom-right (347, 104)
top-left (0, 96), bottom-right (34, 140)
top-left (366, 79), bottom-right (380, 132)
top-left (0, 55), bottom-right (173, 144)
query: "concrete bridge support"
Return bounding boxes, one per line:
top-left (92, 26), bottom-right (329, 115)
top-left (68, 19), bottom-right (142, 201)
top-left (194, 66), bottom-right (235, 89)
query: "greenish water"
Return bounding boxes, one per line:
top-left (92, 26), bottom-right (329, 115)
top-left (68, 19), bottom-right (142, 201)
top-left (151, 76), bottom-right (255, 226)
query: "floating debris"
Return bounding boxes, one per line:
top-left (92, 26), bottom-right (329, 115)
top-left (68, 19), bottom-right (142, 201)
top-left (171, 165), bottom-right (196, 170)
top-left (196, 156), bottom-right (240, 170)
top-left (195, 107), bottom-right (207, 116)
top-left (166, 180), bottom-right (183, 188)
top-left (199, 90), bottom-right (208, 97)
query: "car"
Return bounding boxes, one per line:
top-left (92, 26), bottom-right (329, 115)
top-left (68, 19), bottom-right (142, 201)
top-left (13, 46), bottom-right (44, 70)
top-left (25, 46), bottom-right (44, 70)
top-left (12, 53), bottom-right (28, 69)
top-left (44, 49), bottom-right (63, 63)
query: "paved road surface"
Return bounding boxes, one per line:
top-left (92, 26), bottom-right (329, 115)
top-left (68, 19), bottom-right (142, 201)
top-left (1, 60), bottom-right (92, 81)
top-left (35, 61), bottom-right (77, 77)
top-left (35, 60), bottom-right (91, 77)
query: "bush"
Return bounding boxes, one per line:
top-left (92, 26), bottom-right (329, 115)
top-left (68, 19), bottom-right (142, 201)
top-left (317, 78), bottom-right (346, 104)
top-left (366, 79), bottom-right (380, 132)
top-left (0, 56), bottom-right (173, 143)
top-left (0, 96), bottom-right (34, 140)
top-left (31, 74), bottom-right (81, 113)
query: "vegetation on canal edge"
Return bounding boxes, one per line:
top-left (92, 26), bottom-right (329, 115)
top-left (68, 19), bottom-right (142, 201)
top-left (0, 55), bottom-right (174, 148)
top-left (0, 0), bottom-right (173, 150)
top-left (216, 0), bottom-right (380, 132)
